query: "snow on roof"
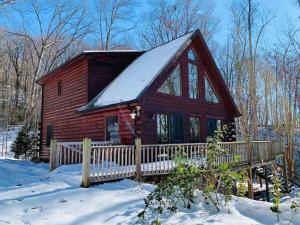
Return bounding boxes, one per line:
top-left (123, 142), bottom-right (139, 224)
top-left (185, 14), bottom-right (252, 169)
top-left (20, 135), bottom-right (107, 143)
top-left (79, 31), bottom-right (194, 111)
top-left (83, 50), bottom-right (141, 53)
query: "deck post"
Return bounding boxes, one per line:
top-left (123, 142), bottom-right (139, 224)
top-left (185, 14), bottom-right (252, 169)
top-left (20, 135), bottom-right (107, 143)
top-left (135, 137), bottom-right (142, 181)
top-left (81, 138), bottom-right (91, 188)
top-left (264, 165), bottom-right (270, 202)
top-left (247, 140), bottom-right (253, 164)
top-left (49, 139), bottom-right (57, 171)
top-left (283, 152), bottom-right (289, 193)
top-left (247, 168), bottom-right (254, 199)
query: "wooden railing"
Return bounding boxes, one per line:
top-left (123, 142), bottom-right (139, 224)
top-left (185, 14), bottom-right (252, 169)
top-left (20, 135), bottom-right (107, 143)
top-left (90, 145), bottom-right (135, 182)
top-left (49, 140), bottom-right (111, 170)
top-left (49, 139), bottom-right (286, 187)
top-left (140, 143), bottom-right (207, 175)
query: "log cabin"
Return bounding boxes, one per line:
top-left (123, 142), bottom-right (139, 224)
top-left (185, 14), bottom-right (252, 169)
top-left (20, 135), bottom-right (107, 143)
top-left (37, 29), bottom-right (241, 161)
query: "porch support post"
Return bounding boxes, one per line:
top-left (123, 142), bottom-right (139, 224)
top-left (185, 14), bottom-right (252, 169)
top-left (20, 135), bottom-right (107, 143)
top-left (49, 139), bottom-right (57, 171)
top-left (135, 137), bottom-right (142, 181)
top-left (247, 168), bottom-right (254, 199)
top-left (264, 165), bottom-right (270, 202)
top-left (81, 138), bottom-right (91, 188)
top-left (283, 152), bottom-right (289, 193)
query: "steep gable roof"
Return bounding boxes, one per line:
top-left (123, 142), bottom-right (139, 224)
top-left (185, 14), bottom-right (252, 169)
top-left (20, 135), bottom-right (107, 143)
top-left (79, 31), bottom-right (194, 112)
top-left (79, 29), bottom-right (241, 117)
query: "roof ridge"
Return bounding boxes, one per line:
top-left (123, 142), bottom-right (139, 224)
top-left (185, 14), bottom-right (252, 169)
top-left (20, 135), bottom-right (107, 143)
top-left (145, 30), bottom-right (195, 53)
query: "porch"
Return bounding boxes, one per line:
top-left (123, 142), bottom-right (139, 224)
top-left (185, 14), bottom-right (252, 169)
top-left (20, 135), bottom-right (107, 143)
top-left (49, 139), bottom-right (286, 189)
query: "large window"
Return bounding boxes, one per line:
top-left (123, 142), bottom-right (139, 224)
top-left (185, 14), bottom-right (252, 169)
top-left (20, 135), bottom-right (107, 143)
top-left (170, 114), bottom-right (184, 143)
top-left (188, 63), bottom-right (198, 99)
top-left (205, 76), bottom-right (219, 103)
top-left (106, 116), bottom-right (119, 143)
top-left (157, 114), bottom-right (184, 143)
top-left (207, 118), bottom-right (222, 138)
top-left (189, 117), bottom-right (200, 142)
top-left (157, 114), bottom-right (169, 143)
top-left (158, 64), bottom-right (181, 96)
top-left (46, 125), bottom-right (53, 146)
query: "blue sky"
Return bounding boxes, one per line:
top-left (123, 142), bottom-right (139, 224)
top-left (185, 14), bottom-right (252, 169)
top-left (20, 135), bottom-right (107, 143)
top-left (213, 0), bottom-right (300, 46)
top-left (1, 0), bottom-right (299, 49)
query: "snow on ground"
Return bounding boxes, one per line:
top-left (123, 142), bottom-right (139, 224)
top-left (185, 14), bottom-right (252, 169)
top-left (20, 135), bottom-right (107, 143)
top-left (0, 159), bottom-right (300, 225)
top-left (0, 126), bottom-right (21, 158)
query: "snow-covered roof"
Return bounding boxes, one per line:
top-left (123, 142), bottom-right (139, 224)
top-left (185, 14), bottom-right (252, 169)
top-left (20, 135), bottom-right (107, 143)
top-left (83, 50), bottom-right (140, 53)
top-left (79, 31), bottom-right (194, 111)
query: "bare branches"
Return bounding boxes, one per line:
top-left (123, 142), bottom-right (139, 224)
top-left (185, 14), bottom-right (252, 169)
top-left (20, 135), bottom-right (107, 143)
top-left (94, 0), bottom-right (135, 50)
top-left (139, 0), bottom-right (219, 48)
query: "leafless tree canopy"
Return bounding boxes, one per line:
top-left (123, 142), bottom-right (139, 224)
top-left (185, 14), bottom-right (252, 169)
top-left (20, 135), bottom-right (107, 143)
top-left (139, 0), bottom-right (219, 48)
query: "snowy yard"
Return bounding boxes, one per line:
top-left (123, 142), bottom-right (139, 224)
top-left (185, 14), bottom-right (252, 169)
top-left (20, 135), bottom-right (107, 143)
top-left (0, 159), bottom-right (300, 225)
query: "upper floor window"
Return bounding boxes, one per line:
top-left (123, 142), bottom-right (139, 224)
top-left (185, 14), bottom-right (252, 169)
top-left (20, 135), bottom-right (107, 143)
top-left (106, 116), bottom-right (120, 143)
top-left (158, 64), bottom-right (181, 96)
top-left (57, 80), bottom-right (62, 96)
top-left (189, 117), bottom-right (200, 142)
top-left (205, 76), bottom-right (219, 103)
top-left (188, 63), bottom-right (198, 99)
top-left (188, 49), bottom-right (197, 61)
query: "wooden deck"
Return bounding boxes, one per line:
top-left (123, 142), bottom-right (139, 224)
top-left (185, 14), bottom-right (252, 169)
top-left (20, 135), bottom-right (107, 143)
top-left (49, 139), bottom-right (286, 186)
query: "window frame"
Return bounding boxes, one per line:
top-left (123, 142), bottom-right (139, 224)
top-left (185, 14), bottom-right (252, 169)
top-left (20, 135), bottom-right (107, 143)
top-left (188, 48), bottom-right (197, 61)
top-left (46, 125), bottom-right (53, 147)
top-left (204, 75), bottom-right (220, 103)
top-left (57, 80), bottom-right (62, 96)
top-left (207, 118), bottom-right (222, 138)
top-left (189, 116), bottom-right (200, 142)
top-left (188, 62), bottom-right (199, 99)
top-left (157, 64), bottom-right (182, 96)
top-left (156, 114), bottom-right (169, 143)
top-left (105, 115), bottom-right (120, 144)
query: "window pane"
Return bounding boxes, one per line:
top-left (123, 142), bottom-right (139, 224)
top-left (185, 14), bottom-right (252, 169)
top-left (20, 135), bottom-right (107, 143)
top-left (188, 49), bottom-right (197, 61)
top-left (207, 119), bottom-right (222, 138)
top-left (157, 114), bottom-right (168, 143)
top-left (46, 125), bottom-right (53, 146)
top-left (188, 63), bottom-right (198, 99)
top-left (205, 77), bottom-right (219, 103)
top-left (158, 64), bottom-right (181, 96)
top-left (190, 117), bottom-right (200, 142)
top-left (170, 114), bottom-right (184, 143)
top-left (106, 116), bottom-right (119, 143)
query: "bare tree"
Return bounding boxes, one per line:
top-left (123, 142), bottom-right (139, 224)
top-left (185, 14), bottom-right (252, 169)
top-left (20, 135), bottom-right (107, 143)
top-left (4, 0), bottom-right (91, 131)
top-left (139, 0), bottom-right (219, 48)
top-left (94, 0), bottom-right (136, 50)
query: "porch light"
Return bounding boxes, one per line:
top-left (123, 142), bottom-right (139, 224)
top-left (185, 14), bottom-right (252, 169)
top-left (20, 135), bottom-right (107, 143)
top-left (130, 105), bottom-right (141, 120)
top-left (130, 111), bottom-right (136, 120)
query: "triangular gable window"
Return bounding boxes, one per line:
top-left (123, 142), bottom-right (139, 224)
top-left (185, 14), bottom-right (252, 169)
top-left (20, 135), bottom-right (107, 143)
top-left (158, 64), bottom-right (181, 96)
top-left (205, 76), bottom-right (219, 103)
top-left (188, 49), bottom-right (197, 61)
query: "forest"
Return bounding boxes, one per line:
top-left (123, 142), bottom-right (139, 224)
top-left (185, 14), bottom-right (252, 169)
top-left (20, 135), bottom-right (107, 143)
top-left (0, 0), bottom-right (299, 171)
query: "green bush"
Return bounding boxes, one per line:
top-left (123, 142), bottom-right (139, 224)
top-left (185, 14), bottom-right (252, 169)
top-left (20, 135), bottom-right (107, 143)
top-left (11, 127), bottom-right (34, 159)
